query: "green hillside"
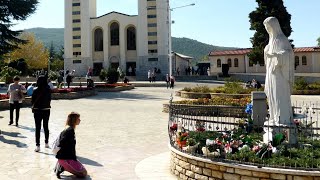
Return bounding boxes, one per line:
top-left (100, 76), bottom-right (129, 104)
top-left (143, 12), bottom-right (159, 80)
top-left (24, 28), bottom-right (236, 61)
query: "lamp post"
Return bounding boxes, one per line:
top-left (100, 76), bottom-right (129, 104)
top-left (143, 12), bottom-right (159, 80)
top-left (168, 3), bottom-right (195, 76)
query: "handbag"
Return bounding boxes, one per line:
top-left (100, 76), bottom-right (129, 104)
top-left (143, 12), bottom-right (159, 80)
top-left (52, 134), bottom-right (61, 155)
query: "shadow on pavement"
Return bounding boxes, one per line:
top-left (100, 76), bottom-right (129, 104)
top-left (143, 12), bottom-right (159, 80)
top-left (0, 135), bottom-right (27, 148)
top-left (61, 174), bottom-right (92, 180)
top-left (17, 125), bottom-right (35, 132)
top-left (78, 156), bottom-right (103, 167)
top-left (0, 131), bottom-right (27, 138)
top-left (85, 92), bottom-right (164, 101)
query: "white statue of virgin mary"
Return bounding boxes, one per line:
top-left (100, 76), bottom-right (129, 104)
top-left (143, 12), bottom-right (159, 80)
top-left (263, 17), bottom-right (294, 125)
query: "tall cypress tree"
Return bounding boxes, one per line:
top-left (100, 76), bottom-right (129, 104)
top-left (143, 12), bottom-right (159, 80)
top-left (0, 0), bottom-right (39, 56)
top-left (317, 37), bottom-right (320, 46)
top-left (248, 0), bottom-right (293, 65)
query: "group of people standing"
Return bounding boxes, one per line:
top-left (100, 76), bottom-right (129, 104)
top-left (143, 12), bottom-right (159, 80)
top-left (165, 74), bottom-right (175, 89)
top-left (6, 75), bottom-right (87, 178)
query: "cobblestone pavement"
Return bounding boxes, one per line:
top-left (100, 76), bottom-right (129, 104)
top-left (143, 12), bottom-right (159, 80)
top-left (0, 85), bottom-right (185, 180)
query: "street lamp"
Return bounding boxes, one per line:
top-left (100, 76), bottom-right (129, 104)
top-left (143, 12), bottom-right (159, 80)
top-left (168, 3), bottom-right (195, 76)
top-left (147, 3), bottom-right (195, 76)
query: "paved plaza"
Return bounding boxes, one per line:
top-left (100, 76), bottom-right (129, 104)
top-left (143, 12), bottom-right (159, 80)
top-left (0, 81), bottom-right (319, 180)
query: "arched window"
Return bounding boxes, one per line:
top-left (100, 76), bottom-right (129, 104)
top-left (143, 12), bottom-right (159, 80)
top-left (295, 56), bottom-right (299, 69)
top-left (110, 22), bottom-right (119, 46)
top-left (227, 58), bottom-right (232, 67)
top-left (217, 59), bottom-right (221, 67)
top-left (127, 26), bottom-right (136, 50)
top-left (302, 56), bottom-right (307, 65)
top-left (234, 58), bottom-right (239, 67)
top-left (94, 28), bottom-right (103, 51)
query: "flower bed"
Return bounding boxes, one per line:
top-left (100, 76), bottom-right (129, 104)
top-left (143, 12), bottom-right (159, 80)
top-left (95, 83), bottom-right (134, 92)
top-left (51, 87), bottom-right (93, 93)
top-left (0, 94), bottom-right (9, 100)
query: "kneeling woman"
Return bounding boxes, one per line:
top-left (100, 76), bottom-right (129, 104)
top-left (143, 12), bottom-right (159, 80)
top-left (55, 112), bottom-right (87, 178)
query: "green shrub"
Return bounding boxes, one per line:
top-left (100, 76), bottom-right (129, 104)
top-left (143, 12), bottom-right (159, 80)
top-left (48, 71), bottom-right (59, 81)
top-left (294, 77), bottom-right (308, 90)
top-left (181, 87), bottom-right (192, 92)
top-left (99, 69), bottom-right (107, 81)
top-left (0, 66), bottom-right (21, 84)
top-left (192, 85), bottom-right (211, 93)
top-left (106, 68), bottom-right (119, 84)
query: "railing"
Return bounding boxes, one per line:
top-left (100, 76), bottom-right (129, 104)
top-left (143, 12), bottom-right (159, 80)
top-left (168, 101), bottom-right (320, 171)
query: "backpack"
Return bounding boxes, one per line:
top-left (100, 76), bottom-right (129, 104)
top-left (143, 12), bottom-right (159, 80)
top-left (52, 134), bottom-right (61, 155)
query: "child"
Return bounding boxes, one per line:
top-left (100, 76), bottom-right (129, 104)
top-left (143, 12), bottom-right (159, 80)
top-left (54, 112), bottom-right (87, 178)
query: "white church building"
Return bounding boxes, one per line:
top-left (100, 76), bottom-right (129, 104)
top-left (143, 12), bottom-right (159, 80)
top-left (64, 0), bottom-right (170, 78)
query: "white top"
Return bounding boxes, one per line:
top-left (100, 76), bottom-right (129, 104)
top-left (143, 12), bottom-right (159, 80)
top-left (48, 82), bottom-right (54, 90)
top-left (8, 83), bottom-right (26, 103)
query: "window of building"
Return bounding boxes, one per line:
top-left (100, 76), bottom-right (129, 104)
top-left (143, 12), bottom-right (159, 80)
top-left (73, 60), bottom-right (82, 64)
top-left (295, 56), bottom-right (300, 68)
top-left (110, 22), bottom-right (119, 46)
top-left (73, 52), bottom-right (81, 56)
top-left (148, 32), bottom-right (157, 36)
top-left (73, 44), bottom-right (81, 48)
top-left (72, 11), bottom-right (81, 15)
top-left (127, 27), bottom-right (136, 50)
top-left (148, 58), bottom-right (158, 61)
top-left (73, 19), bottom-right (81, 23)
top-left (147, 15), bottom-right (157, 18)
top-left (227, 58), bottom-right (232, 67)
top-left (234, 58), bottom-right (239, 67)
top-left (148, 41), bottom-right (157, 45)
top-left (217, 59), bottom-right (221, 67)
top-left (73, 36), bottom-right (81, 40)
top-left (72, 3), bottom-right (80, 6)
top-left (148, 49), bottom-right (157, 53)
top-left (73, 27), bottom-right (81, 31)
top-left (302, 56), bottom-right (307, 65)
top-left (94, 28), bottom-right (103, 51)
top-left (148, 23), bottom-right (157, 27)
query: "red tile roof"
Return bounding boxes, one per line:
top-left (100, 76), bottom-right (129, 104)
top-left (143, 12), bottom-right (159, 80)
top-left (209, 47), bottom-right (320, 56)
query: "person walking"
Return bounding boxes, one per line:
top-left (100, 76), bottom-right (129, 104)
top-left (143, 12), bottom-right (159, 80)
top-left (32, 76), bottom-right (52, 152)
top-left (54, 112), bottom-right (87, 179)
top-left (7, 76), bottom-right (26, 126)
top-left (170, 75), bottom-right (175, 89)
top-left (66, 70), bottom-right (74, 88)
top-left (147, 70), bottom-right (151, 83)
top-left (165, 74), bottom-right (170, 89)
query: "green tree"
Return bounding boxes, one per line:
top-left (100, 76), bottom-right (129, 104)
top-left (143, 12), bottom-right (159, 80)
top-left (0, 66), bottom-right (21, 84)
top-left (49, 41), bottom-right (55, 58)
top-left (248, 0), bottom-right (293, 64)
top-left (0, 0), bottom-right (39, 56)
top-left (317, 37), bottom-right (320, 46)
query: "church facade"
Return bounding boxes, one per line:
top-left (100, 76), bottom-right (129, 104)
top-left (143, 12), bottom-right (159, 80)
top-left (64, 0), bottom-right (170, 78)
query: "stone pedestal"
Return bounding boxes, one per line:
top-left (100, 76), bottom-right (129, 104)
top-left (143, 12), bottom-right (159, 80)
top-left (251, 91), bottom-right (267, 127)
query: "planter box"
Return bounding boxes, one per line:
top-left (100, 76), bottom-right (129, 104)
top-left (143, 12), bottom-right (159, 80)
top-left (210, 93), bottom-right (251, 99)
top-left (95, 85), bottom-right (134, 92)
top-left (163, 104), bottom-right (246, 118)
top-left (180, 91), bottom-right (211, 99)
top-left (293, 89), bottom-right (320, 95)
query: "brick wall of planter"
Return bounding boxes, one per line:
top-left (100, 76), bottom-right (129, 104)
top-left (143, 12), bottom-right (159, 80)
top-left (170, 146), bottom-right (320, 180)
top-left (0, 90), bottom-right (96, 111)
top-left (95, 85), bottom-right (134, 92)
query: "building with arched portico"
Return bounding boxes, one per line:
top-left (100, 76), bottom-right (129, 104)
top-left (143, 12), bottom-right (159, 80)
top-left (64, 0), bottom-right (170, 78)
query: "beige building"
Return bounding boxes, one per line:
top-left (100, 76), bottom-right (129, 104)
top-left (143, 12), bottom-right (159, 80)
top-left (208, 47), bottom-right (320, 75)
top-left (64, 0), bottom-right (171, 77)
top-left (172, 52), bottom-right (193, 75)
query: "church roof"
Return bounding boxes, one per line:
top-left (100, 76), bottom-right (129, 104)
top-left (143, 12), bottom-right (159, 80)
top-left (209, 47), bottom-right (320, 56)
top-left (91, 11), bottom-right (138, 19)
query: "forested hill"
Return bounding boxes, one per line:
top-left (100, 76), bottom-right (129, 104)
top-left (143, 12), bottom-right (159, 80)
top-left (24, 27), bottom-right (236, 61)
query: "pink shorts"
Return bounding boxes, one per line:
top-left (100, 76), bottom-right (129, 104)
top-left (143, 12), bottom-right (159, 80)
top-left (58, 159), bottom-right (87, 177)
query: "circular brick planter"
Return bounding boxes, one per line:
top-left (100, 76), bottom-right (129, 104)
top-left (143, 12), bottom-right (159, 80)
top-left (163, 104), bottom-right (246, 118)
top-left (0, 90), bottom-right (97, 111)
top-left (95, 85), bottom-right (134, 92)
top-left (170, 145), bottom-right (320, 180)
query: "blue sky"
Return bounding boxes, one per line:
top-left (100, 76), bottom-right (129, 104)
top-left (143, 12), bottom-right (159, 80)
top-left (13, 0), bottom-right (320, 48)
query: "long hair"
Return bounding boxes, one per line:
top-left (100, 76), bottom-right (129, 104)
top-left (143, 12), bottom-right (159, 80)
top-left (36, 75), bottom-right (48, 89)
top-left (263, 17), bottom-right (292, 54)
top-left (66, 112), bottom-right (80, 128)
